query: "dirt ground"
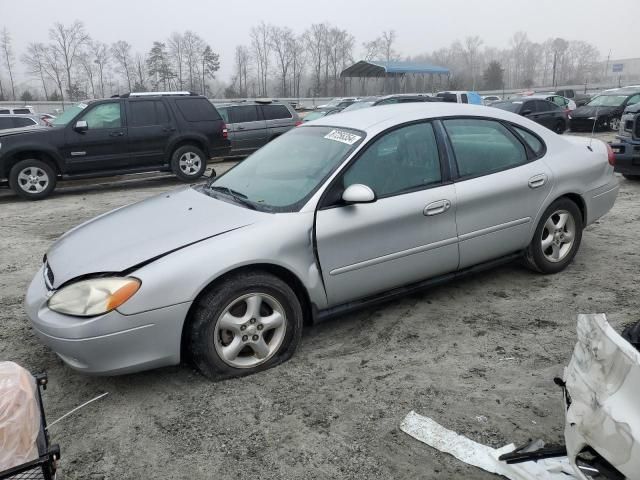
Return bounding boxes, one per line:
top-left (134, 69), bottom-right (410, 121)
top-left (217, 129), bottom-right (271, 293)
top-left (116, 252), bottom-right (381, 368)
top-left (1, 132), bottom-right (639, 479)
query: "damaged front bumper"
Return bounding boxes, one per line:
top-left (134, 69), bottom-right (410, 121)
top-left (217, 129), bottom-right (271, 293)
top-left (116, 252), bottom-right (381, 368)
top-left (563, 313), bottom-right (640, 480)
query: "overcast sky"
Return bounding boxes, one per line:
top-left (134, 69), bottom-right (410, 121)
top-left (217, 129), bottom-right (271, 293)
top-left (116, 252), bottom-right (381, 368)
top-left (3, 0), bottom-right (639, 81)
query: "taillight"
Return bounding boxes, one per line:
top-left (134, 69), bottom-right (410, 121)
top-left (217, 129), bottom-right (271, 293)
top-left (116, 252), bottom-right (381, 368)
top-left (221, 124), bottom-right (228, 139)
top-left (606, 143), bottom-right (616, 166)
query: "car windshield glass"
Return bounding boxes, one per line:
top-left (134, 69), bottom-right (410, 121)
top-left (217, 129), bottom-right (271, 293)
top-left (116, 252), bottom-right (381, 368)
top-left (587, 95), bottom-right (627, 107)
top-left (491, 101), bottom-right (521, 112)
top-left (343, 101), bottom-right (374, 112)
top-left (204, 126), bottom-right (364, 211)
top-left (303, 111), bottom-right (327, 122)
top-left (51, 103), bottom-right (87, 126)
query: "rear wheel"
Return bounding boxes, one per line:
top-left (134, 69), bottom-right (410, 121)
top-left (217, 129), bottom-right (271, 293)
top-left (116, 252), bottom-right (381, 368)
top-left (171, 145), bottom-right (207, 181)
top-left (9, 159), bottom-right (57, 200)
top-left (524, 198), bottom-right (583, 274)
top-left (187, 271), bottom-right (303, 380)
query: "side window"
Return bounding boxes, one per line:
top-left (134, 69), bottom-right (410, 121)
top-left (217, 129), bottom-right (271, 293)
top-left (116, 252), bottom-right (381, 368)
top-left (175, 98), bottom-right (221, 122)
top-left (626, 94), bottom-right (640, 106)
top-left (231, 105), bottom-right (260, 123)
top-left (0, 109), bottom-right (9, 114)
top-left (512, 125), bottom-right (545, 156)
top-left (79, 102), bottom-right (122, 129)
top-left (129, 101), bottom-right (157, 126)
top-left (13, 117), bottom-right (37, 127)
top-left (444, 119), bottom-right (528, 178)
top-left (261, 104), bottom-right (292, 120)
top-left (0, 117), bottom-right (13, 129)
top-left (343, 122), bottom-right (441, 198)
top-left (461, 94), bottom-right (468, 104)
top-left (13, 108), bottom-right (31, 114)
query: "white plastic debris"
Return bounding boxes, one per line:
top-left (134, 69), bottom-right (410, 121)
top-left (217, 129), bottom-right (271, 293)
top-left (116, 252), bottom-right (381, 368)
top-left (400, 411), bottom-right (576, 480)
top-left (0, 361), bottom-right (41, 471)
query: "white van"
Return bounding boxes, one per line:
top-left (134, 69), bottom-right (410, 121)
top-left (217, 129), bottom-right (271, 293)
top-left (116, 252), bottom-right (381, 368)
top-left (0, 105), bottom-right (36, 115)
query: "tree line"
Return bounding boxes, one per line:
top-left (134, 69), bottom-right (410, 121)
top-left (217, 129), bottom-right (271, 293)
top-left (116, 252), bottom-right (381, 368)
top-left (0, 21), bottom-right (605, 103)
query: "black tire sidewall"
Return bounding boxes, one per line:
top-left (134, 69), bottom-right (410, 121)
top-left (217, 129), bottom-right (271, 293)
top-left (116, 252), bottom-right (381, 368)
top-left (527, 199), bottom-right (583, 274)
top-left (9, 159), bottom-right (57, 200)
top-left (171, 145), bottom-right (207, 181)
top-left (555, 121), bottom-right (565, 134)
top-left (188, 271), bottom-right (303, 380)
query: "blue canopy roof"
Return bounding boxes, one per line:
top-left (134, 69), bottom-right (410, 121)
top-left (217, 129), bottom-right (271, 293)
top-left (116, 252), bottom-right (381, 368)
top-left (341, 60), bottom-right (450, 77)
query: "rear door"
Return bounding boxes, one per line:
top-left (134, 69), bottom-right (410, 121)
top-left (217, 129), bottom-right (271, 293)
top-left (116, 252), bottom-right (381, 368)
top-left (61, 100), bottom-right (130, 173)
top-left (533, 100), bottom-right (559, 129)
top-left (261, 104), bottom-right (296, 140)
top-left (443, 118), bottom-right (552, 269)
top-left (126, 99), bottom-right (175, 167)
top-left (228, 105), bottom-right (267, 152)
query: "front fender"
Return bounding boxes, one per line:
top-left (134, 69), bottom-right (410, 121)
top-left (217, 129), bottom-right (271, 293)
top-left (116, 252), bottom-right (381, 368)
top-left (0, 143), bottom-right (65, 176)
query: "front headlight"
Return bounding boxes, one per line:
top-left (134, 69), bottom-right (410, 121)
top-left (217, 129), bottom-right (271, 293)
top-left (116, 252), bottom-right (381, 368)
top-left (48, 277), bottom-right (141, 317)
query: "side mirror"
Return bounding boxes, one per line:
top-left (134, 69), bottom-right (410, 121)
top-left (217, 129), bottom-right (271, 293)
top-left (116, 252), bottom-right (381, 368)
top-left (74, 120), bottom-right (88, 132)
top-left (342, 184), bottom-right (376, 204)
top-left (521, 109), bottom-right (532, 116)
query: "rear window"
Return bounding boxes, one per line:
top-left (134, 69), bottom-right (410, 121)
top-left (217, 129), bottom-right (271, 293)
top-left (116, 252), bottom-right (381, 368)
top-left (13, 108), bottom-right (31, 114)
top-left (261, 104), bottom-right (292, 120)
top-left (512, 125), bottom-right (544, 156)
top-left (13, 117), bottom-right (36, 127)
top-left (175, 98), bottom-right (221, 122)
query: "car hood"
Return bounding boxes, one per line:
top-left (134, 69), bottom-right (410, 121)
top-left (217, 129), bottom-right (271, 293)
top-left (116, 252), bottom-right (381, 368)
top-left (45, 186), bottom-right (263, 288)
top-left (0, 126), bottom-right (49, 138)
top-left (571, 105), bottom-right (620, 118)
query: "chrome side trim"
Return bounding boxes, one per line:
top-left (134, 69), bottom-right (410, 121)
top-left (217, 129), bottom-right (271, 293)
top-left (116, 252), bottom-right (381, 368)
top-left (458, 217), bottom-right (531, 242)
top-left (330, 237), bottom-right (458, 276)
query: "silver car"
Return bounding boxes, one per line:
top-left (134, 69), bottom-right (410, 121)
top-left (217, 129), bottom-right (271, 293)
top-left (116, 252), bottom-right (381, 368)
top-left (26, 103), bottom-right (619, 379)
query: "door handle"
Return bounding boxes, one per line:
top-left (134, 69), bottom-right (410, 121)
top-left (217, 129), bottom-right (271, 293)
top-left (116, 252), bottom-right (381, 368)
top-left (528, 174), bottom-right (547, 189)
top-left (424, 199), bottom-right (451, 216)
top-left (109, 131), bottom-right (124, 137)
top-left (163, 127), bottom-right (176, 132)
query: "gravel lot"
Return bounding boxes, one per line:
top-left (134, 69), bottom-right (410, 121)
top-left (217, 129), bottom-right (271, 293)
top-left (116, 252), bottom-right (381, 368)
top-left (1, 132), bottom-right (639, 479)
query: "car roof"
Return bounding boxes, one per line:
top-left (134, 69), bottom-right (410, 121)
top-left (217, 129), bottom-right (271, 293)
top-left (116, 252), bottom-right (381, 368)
top-left (597, 88), bottom-right (640, 96)
top-left (302, 102), bottom-right (539, 136)
top-left (0, 113), bottom-right (40, 118)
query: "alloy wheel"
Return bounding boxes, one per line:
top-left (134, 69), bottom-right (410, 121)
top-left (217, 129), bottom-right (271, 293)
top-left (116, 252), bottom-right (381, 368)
top-left (17, 166), bottom-right (49, 194)
top-left (541, 209), bottom-right (576, 263)
top-left (214, 293), bottom-right (287, 368)
top-left (178, 151), bottom-right (202, 175)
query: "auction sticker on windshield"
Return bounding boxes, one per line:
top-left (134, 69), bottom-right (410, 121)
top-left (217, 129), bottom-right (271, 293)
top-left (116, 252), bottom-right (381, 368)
top-left (324, 129), bottom-right (362, 145)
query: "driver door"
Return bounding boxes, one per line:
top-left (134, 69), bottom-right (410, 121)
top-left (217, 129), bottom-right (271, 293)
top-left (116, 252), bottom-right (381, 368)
top-left (62, 101), bottom-right (129, 173)
top-left (315, 122), bottom-right (459, 306)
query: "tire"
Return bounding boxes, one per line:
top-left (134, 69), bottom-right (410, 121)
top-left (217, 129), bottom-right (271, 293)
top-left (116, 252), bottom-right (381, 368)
top-left (9, 159), bottom-right (57, 200)
top-left (170, 145), bottom-right (207, 181)
top-left (623, 174), bottom-right (640, 181)
top-left (609, 116), bottom-right (621, 132)
top-left (187, 271), bottom-right (303, 380)
top-left (524, 198), bottom-right (583, 274)
top-left (553, 120), bottom-right (565, 134)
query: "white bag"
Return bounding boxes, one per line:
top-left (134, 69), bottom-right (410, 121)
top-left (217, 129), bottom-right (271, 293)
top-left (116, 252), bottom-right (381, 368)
top-left (0, 361), bottom-right (41, 471)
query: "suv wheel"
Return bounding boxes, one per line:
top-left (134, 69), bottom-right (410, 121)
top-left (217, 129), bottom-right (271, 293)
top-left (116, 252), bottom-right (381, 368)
top-left (9, 159), bottom-right (57, 200)
top-left (524, 198), bottom-right (583, 274)
top-left (171, 145), bottom-right (207, 181)
top-left (187, 271), bottom-right (303, 380)
top-left (609, 116), bottom-right (621, 131)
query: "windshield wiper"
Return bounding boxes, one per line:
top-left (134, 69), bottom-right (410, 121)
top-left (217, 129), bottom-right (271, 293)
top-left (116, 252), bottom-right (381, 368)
top-left (209, 185), bottom-right (256, 210)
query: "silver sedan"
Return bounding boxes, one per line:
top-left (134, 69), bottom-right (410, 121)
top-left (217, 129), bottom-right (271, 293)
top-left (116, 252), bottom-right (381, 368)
top-left (26, 103), bottom-right (619, 379)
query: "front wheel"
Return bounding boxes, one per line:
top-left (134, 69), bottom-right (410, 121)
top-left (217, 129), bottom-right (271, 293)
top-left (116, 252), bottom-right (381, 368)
top-left (171, 145), bottom-right (207, 181)
top-left (9, 159), bottom-right (57, 200)
top-left (187, 271), bottom-right (303, 380)
top-left (609, 116), bottom-right (621, 131)
top-left (524, 198), bottom-right (583, 274)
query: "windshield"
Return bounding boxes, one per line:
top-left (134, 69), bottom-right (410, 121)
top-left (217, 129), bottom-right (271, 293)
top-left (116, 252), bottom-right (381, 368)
top-left (491, 101), bottom-right (521, 112)
top-left (205, 126), bottom-right (364, 211)
top-left (587, 95), bottom-right (626, 107)
top-left (303, 111), bottom-right (328, 122)
top-left (51, 103), bottom-right (87, 126)
top-left (343, 101), bottom-right (374, 112)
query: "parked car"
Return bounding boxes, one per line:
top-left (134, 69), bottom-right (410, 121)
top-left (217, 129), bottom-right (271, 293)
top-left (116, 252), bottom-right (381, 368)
top-left (436, 91), bottom-right (483, 105)
top-left (530, 93), bottom-right (577, 111)
top-left (482, 95), bottom-right (501, 105)
top-left (611, 101), bottom-right (640, 180)
top-left (316, 97), bottom-right (358, 109)
top-left (26, 103), bottom-right (618, 379)
top-left (342, 94), bottom-right (441, 112)
top-left (216, 100), bottom-right (300, 156)
top-left (0, 105), bottom-right (36, 115)
top-left (569, 88), bottom-right (640, 132)
top-left (0, 114), bottom-right (47, 131)
top-left (302, 107), bottom-right (342, 122)
top-left (0, 92), bottom-right (230, 200)
top-left (491, 98), bottom-right (567, 133)
top-left (551, 89), bottom-right (591, 107)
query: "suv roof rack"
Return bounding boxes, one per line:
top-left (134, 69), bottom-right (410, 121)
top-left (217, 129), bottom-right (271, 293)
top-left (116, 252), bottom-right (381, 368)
top-left (116, 91), bottom-right (199, 98)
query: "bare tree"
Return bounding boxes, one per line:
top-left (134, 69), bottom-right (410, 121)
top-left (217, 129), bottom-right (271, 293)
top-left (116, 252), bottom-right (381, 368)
top-left (91, 41), bottom-right (109, 97)
top-left (42, 46), bottom-right (66, 104)
top-left (134, 53), bottom-right (147, 91)
top-left (49, 21), bottom-right (90, 97)
top-left (78, 50), bottom-right (97, 98)
top-left (250, 22), bottom-right (271, 97)
top-left (1, 27), bottom-right (16, 100)
top-left (290, 36), bottom-right (305, 98)
top-left (168, 32), bottom-right (185, 89)
top-left (183, 31), bottom-right (204, 92)
top-left (233, 45), bottom-right (250, 97)
top-left (304, 23), bottom-right (328, 96)
top-left (111, 40), bottom-right (133, 92)
top-left (462, 35), bottom-right (483, 90)
top-left (270, 26), bottom-right (294, 96)
top-left (379, 30), bottom-right (397, 62)
top-left (22, 43), bottom-right (50, 100)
